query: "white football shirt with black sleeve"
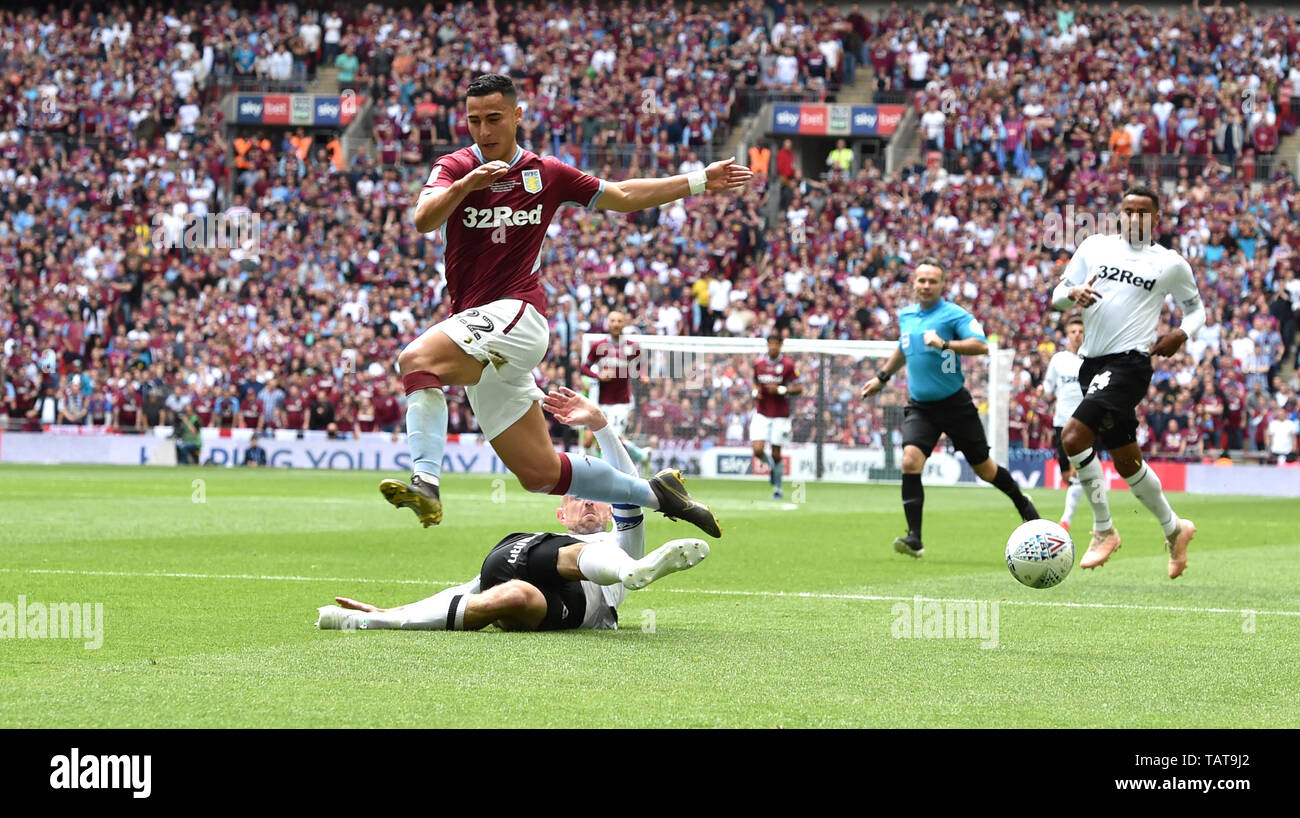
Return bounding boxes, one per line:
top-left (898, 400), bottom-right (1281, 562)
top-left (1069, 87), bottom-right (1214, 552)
top-left (1055, 234), bottom-right (1205, 358)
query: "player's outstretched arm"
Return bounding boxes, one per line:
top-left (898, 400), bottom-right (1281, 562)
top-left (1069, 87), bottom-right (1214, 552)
top-left (542, 386), bottom-right (644, 558)
top-left (593, 157), bottom-right (752, 213)
top-left (542, 387), bottom-right (636, 476)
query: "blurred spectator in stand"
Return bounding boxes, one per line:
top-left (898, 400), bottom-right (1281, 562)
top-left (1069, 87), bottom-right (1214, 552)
top-left (177, 409), bottom-right (203, 465)
top-left (243, 434), bottom-right (269, 467)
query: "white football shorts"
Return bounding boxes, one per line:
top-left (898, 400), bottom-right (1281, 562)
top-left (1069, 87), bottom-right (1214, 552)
top-left (749, 412), bottom-right (793, 447)
top-left (432, 298), bottom-right (548, 441)
top-left (602, 402), bottom-right (633, 438)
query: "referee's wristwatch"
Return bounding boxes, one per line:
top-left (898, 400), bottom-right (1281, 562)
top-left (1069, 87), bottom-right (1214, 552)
top-left (876, 370), bottom-right (891, 383)
top-left (941, 339), bottom-right (950, 351)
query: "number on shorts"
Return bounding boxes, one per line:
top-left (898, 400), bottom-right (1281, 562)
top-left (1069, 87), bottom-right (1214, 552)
top-left (458, 309), bottom-right (496, 339)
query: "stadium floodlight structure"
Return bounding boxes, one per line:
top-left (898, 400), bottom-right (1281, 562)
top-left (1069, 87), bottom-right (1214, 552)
top-left (580, 333), bottom-right (1012, 484)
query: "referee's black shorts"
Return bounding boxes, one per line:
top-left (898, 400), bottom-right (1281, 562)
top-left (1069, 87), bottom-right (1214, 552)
top-left (1074, 350), bottom-right (1153, 450)
top-left (480, 532), bottom-right (587, 630)
top-left (901, 387), bottom-right (991, 465)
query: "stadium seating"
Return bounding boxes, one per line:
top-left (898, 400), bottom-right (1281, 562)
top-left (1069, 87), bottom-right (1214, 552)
top-left (1, 0), bottom-right (1297, 464)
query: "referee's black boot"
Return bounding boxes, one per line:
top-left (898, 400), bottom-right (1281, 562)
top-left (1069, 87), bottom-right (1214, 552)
top-left (893, 532), bottom-right (925, 558)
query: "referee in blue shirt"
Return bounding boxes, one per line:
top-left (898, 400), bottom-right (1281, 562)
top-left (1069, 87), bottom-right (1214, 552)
top-left (861, 258), bottom-right (1039, 557)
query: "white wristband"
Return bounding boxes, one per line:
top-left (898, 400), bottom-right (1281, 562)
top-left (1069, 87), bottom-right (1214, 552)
top-left (687, 169), bottom-right (707, 196)
top-left (777, 385), bottom-right (788, 396)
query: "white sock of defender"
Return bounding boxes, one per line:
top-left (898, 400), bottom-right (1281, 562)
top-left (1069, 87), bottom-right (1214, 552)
top-left (1062, 479), bottom-right (1083, 526)
top-left (1067, 447), bottom-right (1112, 532)
top-left (1125, 463), bottom-right (1179, 537)
top-left (406, 388), bottom-right (448, 485)
top-left (576, 541), bottom-right (636, 586)
top-left (354, 578), bottom-right (480, 631)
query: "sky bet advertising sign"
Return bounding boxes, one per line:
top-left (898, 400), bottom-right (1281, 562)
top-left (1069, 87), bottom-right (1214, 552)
top-left (772, 103), bottom-right (904, 137)
top-left (236, 93), bottom-right (362, 127)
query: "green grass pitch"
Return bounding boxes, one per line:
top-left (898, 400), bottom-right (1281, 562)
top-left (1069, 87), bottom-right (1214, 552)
top-left (1, 463), bottom-right (1297, 728)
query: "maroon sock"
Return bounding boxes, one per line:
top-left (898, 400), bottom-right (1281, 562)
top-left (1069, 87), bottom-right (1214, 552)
top-left (549, 452), bottom-right (574, 496)
top-left (402, 371), bottom-right (442, 396)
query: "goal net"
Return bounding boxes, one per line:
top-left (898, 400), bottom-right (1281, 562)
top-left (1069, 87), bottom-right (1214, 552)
top-left (578, 334), bottom-right (1012, 486)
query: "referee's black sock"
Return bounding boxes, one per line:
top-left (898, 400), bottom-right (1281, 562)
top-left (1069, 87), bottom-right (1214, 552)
top-left (901, 473), bottom-right (924, 538)
top-left (991, 466), bottom-right (1030, 508)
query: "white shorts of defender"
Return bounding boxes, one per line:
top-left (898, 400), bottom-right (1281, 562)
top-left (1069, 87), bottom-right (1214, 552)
top-left (602, 402), bottom-right (633, 438)
top-left (431, 298), bottom-right (549, 441)
top-left (749, 413), bottom-right (793, 447)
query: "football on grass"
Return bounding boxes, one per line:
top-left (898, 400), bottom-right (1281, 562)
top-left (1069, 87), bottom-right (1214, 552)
top-left (1006, 519), bottom-right (1075, 589)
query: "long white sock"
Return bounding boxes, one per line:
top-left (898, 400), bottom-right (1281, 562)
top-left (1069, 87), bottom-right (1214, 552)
top-left (1062, 479), bottom-right (1083, 526)
top-left (1124, 463), bottom-right (1179, 537)
top-left (406, 388), bottom-right (448, 485)
top-left (353, 578), bottom-right (480, 631)
top-left (576, 541), bottom-right (636, 585)
top-left (1067, 447), bottom-right (1112, 532)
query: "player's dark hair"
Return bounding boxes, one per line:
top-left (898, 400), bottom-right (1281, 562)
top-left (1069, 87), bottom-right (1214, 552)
top-left (466, 74), bottom-right (518, 103)
top-left (1065, 315), bottom-right (1084, 327)
top-left (766, 334), bottom-right (782, 344)
top-left (914, 256), bottom-right (945, 276)
top-left (1121, 184), bottom-right (1160, 211)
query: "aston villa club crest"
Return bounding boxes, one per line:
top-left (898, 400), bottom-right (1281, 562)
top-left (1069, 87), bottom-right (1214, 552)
top-left (521, 169), bottom-right (542, 194)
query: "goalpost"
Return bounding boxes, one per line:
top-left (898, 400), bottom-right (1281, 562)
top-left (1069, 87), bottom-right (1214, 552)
top-left (578, 333), bottom-right (1012, 485)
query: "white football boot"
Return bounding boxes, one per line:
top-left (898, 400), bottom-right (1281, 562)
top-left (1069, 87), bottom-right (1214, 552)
top-left (620, 538), bottom-right (710, 590)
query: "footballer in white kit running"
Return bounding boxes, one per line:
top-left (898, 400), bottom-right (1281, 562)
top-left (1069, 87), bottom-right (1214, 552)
top-left (1040, 315), bottom-right (1086, 530)
top-left (317, 389), bottom-right (707, 633)
top-left (1051, 185), bottom-right (1202, 579)
top-left (380, 73), bottom-right (751, 538)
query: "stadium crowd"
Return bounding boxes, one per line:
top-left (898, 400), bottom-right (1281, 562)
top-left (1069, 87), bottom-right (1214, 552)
top-left (1, 0), bottom-right (1298, 465)
top-left (895, 1), bottom-right (1296, 176)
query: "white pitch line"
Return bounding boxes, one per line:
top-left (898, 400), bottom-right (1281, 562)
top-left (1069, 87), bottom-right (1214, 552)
top-left (0, 567), bottom-right (440, 586)
top-left (660, 587), bottom-right (1300, 617)
top-left (3, 567), bottom-right (1298, 617)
